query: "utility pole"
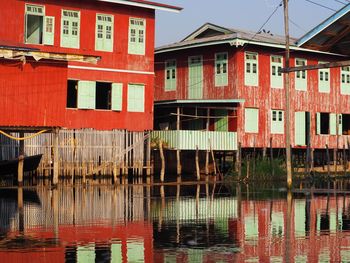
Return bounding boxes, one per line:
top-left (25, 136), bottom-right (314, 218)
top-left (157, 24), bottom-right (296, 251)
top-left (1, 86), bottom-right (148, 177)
top-left (283, 0), bottom-right (293, 188)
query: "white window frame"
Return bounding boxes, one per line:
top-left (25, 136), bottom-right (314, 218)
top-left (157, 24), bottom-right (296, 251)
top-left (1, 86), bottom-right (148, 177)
top-left (295, 58), bottom-right (307, 91)
top-left (244, 52), bottom-right (258, 87)
top-left (61, 9), bottom-right (80, 49)
top-left (95, 14), bottom-right (114, 52)
top-left (245, 108), bottom-right (259, 133)
top-left (165, 60), bottom-right (176, 91)
top-left (318, 61), bottom-right (330, 93)
top-left (270, 55), bottom-right (283, 88)
top-left (271, 110), bottom-right (284, 134)
top-left (128, 18), bottom-right (146, 55)
top-left (341, 66), bottom-right (350, 95)
top-left (215, 52), bottom-right (228, 87)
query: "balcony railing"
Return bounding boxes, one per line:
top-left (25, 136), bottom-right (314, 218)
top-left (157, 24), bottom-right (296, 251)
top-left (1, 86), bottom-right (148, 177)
top-left (152, 130), bottom-right (237, 151)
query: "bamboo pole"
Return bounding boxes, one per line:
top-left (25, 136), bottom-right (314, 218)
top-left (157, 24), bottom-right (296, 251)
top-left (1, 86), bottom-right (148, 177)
top-left (196, 145), bottom-right (200, 181)
top-left (53, 129), bottom-right (59, 186)
top-left (176, 107), bottom-right (182, 176)
top-left (18, 132), bottom-right (24, 186)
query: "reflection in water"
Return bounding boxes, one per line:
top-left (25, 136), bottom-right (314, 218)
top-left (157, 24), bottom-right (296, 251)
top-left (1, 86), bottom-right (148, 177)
top-left (2, 183), bottom-right (350, 262)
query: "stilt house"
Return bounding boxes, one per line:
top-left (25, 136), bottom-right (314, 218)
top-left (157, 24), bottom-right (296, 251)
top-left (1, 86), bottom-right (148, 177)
top-left (153, 6), bottom-right (350, 168)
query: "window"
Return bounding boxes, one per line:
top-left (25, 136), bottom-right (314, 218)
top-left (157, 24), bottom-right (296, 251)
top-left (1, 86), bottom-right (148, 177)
top-left (127, 84), bottom-right (145, 112)
top-left (165, 60), bottom-right (176, 91)
top-left (61, 10), bottom-right (80, 48)
top-left (341, 114), bottom-right (350, 135)
top-left (215, 52), bottom-right (228, 86)
top-left (341, 66), bottom-right (350, 95)
top-left (95, 14), bottom-right (114, 52)
top-left (245, 52), bottom-right (258, 86)
top-left (271, 110), bottom-right (284, 134)
top-left (25, 4), bottom-right (55, 45)
top-left (67, 80), bottom-right (78, 108)
top-left (245, 108), bottom-right (259, 133)
top-left (128, 18), bottom-right (146, 55)
top-left (271, 56), bottom-right (283, 88)
top-left (67, 80), bottom-right (123, 111)
top-left (316, 112), bottom-right (338, 135)
top-left (295, 58), bottom-right (307, 91)
top-left (319, 62), bottom-right (330, 93)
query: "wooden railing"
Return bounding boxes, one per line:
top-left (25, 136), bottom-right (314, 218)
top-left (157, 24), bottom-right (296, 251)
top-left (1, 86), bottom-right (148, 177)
top-left (152, 130), bottom-right (237, 151)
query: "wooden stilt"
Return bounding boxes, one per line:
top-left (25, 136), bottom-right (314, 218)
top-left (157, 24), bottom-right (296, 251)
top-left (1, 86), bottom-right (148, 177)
top-left (147, 133), bottom-right (151, 176)
top-left (334, 148), bottom-right (338, 175)
top-left (17, 133), bottom-right (24, 186)
top-left (176, 107), bottom-right (182, 176)
top-left (159, 140), bottom-right (165, 182)
top-left (269, 138), bottom-right (274, 177)
top-left (210, 147), bottom-right (217, 175)
top-left (195, 146), bottom-right (200, 181)
top-left (326, 144), bottom-right (331, 177)
top-left (18, 186), bottom-right (24, 233)
top-left (52, 129), bottom-right (59, 186)
top-left (237, 142), bottom-right (242, 180)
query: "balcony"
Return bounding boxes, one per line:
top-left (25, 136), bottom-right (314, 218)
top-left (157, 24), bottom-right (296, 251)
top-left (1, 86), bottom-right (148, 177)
top-left (151, 130), bottom-right (237, 151)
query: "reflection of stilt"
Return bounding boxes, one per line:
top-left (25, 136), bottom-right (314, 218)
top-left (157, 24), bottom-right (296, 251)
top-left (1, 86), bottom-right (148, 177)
top-left (285, 190), bottom-right (292, 262)
top-left (18, 187), bottom-right (24, 233)
top-left (237, 184), bottom-right (241, 218)
top-left (52, 188), bottom-right (59, 239)
top-left (196, 184), bottom-right (200, 219)
top-left (158, 186), bottom-right (165, 232)
top-left (176, 178), bottom-right (181, 244)
top-left (147, 177), bottom-right (151, 220)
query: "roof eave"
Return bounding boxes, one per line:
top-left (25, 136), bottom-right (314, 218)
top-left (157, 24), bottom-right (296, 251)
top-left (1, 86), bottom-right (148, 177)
top-left (97, 0), bottom-right (182, 12)
top-left (155, 99), bottom-right (245, 106)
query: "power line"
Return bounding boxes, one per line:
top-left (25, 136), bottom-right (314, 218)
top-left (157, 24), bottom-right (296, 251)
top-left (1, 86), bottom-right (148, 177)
top-left (304, 0), bottom-right (337, 11)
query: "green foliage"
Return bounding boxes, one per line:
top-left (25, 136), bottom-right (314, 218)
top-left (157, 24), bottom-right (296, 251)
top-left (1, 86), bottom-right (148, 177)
top-left (226, 157), bottom-right (287, 182)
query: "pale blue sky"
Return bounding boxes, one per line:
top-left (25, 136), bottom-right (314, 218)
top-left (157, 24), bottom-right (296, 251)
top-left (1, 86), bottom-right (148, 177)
top-left (155, 0), bottom-right (346, 47)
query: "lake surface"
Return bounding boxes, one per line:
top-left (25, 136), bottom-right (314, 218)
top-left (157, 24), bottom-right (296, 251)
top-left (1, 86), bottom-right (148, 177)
top-left (1, 179), bottom-right (350, 262)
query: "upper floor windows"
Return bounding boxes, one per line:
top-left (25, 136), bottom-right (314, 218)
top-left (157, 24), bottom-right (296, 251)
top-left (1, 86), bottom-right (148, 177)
top-left (25, 4), bottom-right (55, 45)
top-left (165, 60), bottom-right (176, 91)
top-left (245, 52), bottom-right (258, 87)
top-left (295, 58), bottom-right (307, 91)
top-left (95, 14), bottom-right (114, 52)
top-left (215, 52), bottom-right (228, 87)
top-left (318, 62), bottom-right (330, 93)
top-left (271, 56), bottom-right (283, 88)
top-left (128, 18), bottom-right (146, 55)
top-left (271, 110), bottom-right (284, 134)
top-left (341, 66), bottom-right (350, 95)
top-left (61, 10), bottom-right (80, 49)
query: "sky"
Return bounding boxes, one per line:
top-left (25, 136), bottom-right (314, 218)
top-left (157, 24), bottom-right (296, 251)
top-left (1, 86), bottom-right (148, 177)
top-left (154, 0), bottom-right (347, 47)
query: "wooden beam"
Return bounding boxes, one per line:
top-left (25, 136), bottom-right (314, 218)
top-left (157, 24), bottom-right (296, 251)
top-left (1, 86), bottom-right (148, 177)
top-left (322, 25), bottom-right (350, 50)
top-left (281, 60), bottom-right (350, 73)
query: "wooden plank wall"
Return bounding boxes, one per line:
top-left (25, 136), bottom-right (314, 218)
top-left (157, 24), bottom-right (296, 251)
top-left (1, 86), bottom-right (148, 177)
top-left (0, 129), bottom-right (149, 177)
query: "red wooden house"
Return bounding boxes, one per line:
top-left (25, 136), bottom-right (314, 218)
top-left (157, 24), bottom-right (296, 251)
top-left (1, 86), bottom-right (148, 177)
top-left (153, 6), bottom-right (350, 167)
top-left (0, 0), bottom-right (181, 178)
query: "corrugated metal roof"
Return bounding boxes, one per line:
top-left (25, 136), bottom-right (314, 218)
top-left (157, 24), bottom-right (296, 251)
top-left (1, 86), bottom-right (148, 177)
top-left (97, 0), bottom-right (182, 12)
top-left (156, 23), bottom-right (297, 53)
top-left (296, 4), bottom-right (350, 56)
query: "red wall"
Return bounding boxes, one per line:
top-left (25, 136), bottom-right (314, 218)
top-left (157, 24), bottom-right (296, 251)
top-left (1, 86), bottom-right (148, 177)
top-left (155, 45), bottom-right (350, 148)
top-left (0, 0), bottom-right (155, 131)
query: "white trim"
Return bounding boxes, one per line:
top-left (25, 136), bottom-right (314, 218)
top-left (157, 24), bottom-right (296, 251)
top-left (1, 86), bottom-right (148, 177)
top-left (97, 0), bottom-right (181, 13)
top-left (155, 38), bottom-right (346, 57)
top-left (68, 65), bottom-right (154, 75)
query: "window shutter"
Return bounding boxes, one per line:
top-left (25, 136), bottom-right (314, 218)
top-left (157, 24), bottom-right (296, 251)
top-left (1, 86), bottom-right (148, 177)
top-left (61, 10), bottom-right (80, 49)
top-left (245, 108), bottom-right (259, 133)
top-left (95, 17), bottom-right (104, 51)
top-left (330, 113), bottom-right (337, 135)
top-left (111, 83), bottom-right (123, 111)
top-left (95, 14), bottom-right (114, 52)
top-left (338, 114), bottom-right (343, 135)
top-left (43, 16), bottom-right (55, 45)
top-left (316, 113), bottom-right (321, 135)
top-left (128, 18), bottom-right (146, 55)
top-left (127, 84), bottom-right (145, 112)
top-left (215, 110), bottom-right (228, 131)
top-left (78, 81), bottom-right (96, 109)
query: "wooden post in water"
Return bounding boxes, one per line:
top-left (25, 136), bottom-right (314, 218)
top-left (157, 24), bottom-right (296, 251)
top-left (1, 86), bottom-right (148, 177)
top-left (237, 142), bottom-right (242, 180)
top-left (159, 140), bottom-right (165, 182)
top-left (283, 0), bottom-right (293, 188)
top-left (343, 144), bottom-right (347, 176)
top-left (205, 109), bottom-right (210, 176)
top-left (326, 144), bottom-right (331, 177)
top-left (195, 145), bottom-right (200, 181)
top-left (52, 129), bottom-right (59, 186)
top-left (17, 132), bottom-right (25, 186)
top-left (18, 186), bottom-right (24, 233)
top-left (176, 107), bottom-right (182, 176)
top-left (146, 133), bottom-right (151, 176)
top-left (269, 138), bottom-right (274, 177)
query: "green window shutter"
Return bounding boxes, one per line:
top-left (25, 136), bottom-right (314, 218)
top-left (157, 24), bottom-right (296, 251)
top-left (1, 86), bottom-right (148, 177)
top-left (127, 84), bottom-right (145, 112)
top-left (43, 16), bottom-right (55, 45)
top-left (338, 114), bottom-right (343, 135)
top-left (111, 83), bottom-right (123, 111)
top-left (165, 60), bottom-right (176, 91)
top-left (215, 109), bottom-right (228, 131)
top-left (128, 18), bottom-right (146, 55)
top-left (95, 14), bottom-right (114, 52)
top-left (244, 52), bottom-right (258, 86)
top-left (316, 112), bottom-right (321, 135)
top-left (61, 10), bottom-right (80, 49)
top-left (78, 81), bottom-right (96, 109)
top-left (295, 59), bottom-right (307, 91)
top-left (271, 56), bottom-right (283, 88)
top-left (319, 62), bottom-right (330, 93)
top-left (330, 113), bottom-right (337, 135)
top-left (188, 56), bottom-right (203, 99)
top-left (215, 53), bottom-right (228, 87)
top-left (245, 108), bottom-right (259, 133)
top-left (295, 112), bottom-right (306, 145)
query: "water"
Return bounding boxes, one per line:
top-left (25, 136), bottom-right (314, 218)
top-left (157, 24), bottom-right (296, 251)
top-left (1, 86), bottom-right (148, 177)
top-left (1, 180), bottom-right (350, 262)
